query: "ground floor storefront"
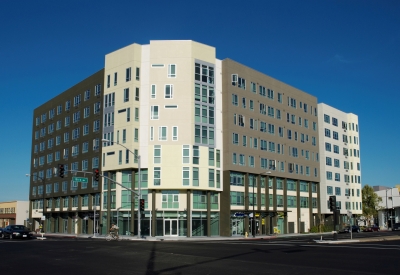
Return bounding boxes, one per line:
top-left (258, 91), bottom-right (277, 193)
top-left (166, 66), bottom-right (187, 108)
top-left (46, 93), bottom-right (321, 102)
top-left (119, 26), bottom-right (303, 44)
top-left (33, 211), bottom-right (100, 235)
top-left (36, 209), bottom-right (319, 237)
top-left (100, 210), bottom-right (220, 237)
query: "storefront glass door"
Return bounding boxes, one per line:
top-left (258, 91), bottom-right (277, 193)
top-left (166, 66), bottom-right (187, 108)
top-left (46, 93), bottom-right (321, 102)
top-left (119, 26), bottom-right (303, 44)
top-left (231, 218), bottom-right (244, 236)
top-left (164, 219), bottom-right (178, 236)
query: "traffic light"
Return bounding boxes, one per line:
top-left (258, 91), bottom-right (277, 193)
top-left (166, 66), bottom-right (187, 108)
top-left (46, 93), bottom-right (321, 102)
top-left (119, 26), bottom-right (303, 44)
top-left (93, 168), bottom-right (100, 182)
top-left (329, 196), bottom-right (336, 211)
top-left (139, 199), bottom-right (145, 212)
top-left (58, 164), bottom-right (65, 178)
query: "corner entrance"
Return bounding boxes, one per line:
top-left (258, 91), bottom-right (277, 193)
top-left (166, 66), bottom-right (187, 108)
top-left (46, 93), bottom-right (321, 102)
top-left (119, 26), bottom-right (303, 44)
top-left (231, 218), bottom-right (244, 236)
top-left (164, 219), bottom-right (178, 236)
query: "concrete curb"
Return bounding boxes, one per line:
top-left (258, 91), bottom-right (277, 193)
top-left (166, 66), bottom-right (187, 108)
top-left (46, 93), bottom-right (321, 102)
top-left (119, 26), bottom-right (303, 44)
top-left (314, 239), bottom-right (360, 244)
top-left (313, 235), bottom-right (400, 244)
top-left (357, 235), bottom-right (400, 243)
top-left (33, 232), bottom-right (400, 243)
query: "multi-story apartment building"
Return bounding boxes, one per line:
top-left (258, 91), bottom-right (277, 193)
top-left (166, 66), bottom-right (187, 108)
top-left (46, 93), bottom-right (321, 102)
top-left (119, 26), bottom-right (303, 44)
top-left (317, 103), bottom-right (362, 225)
top-left (221, 59), bottom-right (320, 236)
top-left (100, 41), bottom-right (320, 237)
top-left (28, 70), bottom-right (104, 234)
top-left (30, 40), bottom-right (365, 237)
top-left (100, 41), bottom-right (224, 236)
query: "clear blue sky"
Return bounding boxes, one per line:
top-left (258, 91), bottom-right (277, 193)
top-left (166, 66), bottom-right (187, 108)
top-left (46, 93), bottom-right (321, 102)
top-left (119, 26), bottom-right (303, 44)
top-left (1, 0), bottom-right (399, 201)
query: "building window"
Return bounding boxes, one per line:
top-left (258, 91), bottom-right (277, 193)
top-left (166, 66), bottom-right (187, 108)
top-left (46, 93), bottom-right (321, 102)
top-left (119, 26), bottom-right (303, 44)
top-left (325, 142), bottom-right (331, 152)
top-left (325, 128), bottom-right (331, 137)
top-left (151, 85), bottom-right (156, 99)
top-left (334, 159), bottom-right (340, 168)
top-left (232, 94), bottom-right (238, 106)
top-left (324, 114), bottom-right (330, 123)
top-left (154, 167), bottom-right (161, 186)
top-left (135, 87), bottom-right (139, 101)
top-left (239, 154), bottom-right (245, 166)
top-left (127, 108), bottom-right (130, 122)
top-left (183, 167), bottom-right (190, 186)
top-left (134, 128), bottom-right (139, 142)
top-left (161, 191), bottom-right (179, 209)
top-left (232, 133), bottom-right (239, 145)
top-left (195, 63), bottom-right (214, 84)
top-left (168, 64), bottom-right (176, 78)
top-left (172, 126), bottom-right (178, 141)
top-left (165, 85), bottom-right (173, 98)
top-left (182, 145), bottom-right (190, 163)
top-left (134, 107), bottom-right (139, 122)
top-left (124, 88), bottom-right (129, 102)
top-left (122, 129), bottom-right (126, 143)
top-left (326, 157), bottom-right (332, 166)
top-left (95, 84), bottom-right (101, 96)
top-left (238, 114), bottom-right (244, 127)
top-left (126, 67), bottom-right (131, 81)
top-left (158, 126), bottom-right (167, 141)
top-left (135, 67), bottom-right (140, 80)
top-left (230, 191), bottom-right (244, 206)
top-left (151, 106), bottom-right (159, 119)
top-left (154, 145), bottom-right (161, 164)
top-left (193, 146), bottom-right (199, 164)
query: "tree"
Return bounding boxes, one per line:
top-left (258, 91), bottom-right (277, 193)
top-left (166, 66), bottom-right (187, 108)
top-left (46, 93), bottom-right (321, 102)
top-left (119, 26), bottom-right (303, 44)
top-left (362, 185), bottom-right (382, 226)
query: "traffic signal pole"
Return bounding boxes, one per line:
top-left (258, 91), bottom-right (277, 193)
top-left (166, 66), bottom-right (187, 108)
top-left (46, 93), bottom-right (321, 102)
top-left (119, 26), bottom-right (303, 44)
top-left (55, 165), bottom-right (142, 238)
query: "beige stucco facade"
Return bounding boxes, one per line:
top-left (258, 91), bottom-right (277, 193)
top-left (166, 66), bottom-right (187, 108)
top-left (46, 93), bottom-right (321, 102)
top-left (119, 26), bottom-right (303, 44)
top-left (0, 201), bottom-right (29, 227)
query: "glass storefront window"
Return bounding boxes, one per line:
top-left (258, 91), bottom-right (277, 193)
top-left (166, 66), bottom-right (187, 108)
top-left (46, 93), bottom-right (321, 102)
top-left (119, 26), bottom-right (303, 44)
top-left (192, 211), bottom-right (207, 236)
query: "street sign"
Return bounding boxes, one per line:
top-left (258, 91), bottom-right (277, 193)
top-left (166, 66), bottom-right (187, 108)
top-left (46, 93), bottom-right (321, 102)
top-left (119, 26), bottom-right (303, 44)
top-left (72, 177), bottom-right (88, 183)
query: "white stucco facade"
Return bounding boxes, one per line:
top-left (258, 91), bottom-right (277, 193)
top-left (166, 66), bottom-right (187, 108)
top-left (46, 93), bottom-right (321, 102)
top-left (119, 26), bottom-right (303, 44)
top-left (318, 103), bottom-right (362, 216)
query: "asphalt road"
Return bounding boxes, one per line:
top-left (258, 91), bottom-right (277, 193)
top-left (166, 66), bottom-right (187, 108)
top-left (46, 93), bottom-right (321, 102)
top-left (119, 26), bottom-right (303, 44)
top-left (274, 229), bottom-right (400, 242)
top-left (1, 234), bottom-right (400, 275)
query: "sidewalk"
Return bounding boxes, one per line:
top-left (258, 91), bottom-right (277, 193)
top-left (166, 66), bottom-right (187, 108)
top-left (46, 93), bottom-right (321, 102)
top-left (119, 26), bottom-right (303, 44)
top-left (33, 232), bottom-right (333, 242)
top-left (32, 231), bottom-right (400, 244)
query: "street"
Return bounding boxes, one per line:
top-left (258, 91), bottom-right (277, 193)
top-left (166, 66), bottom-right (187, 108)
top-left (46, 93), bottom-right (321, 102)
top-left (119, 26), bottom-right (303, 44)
top-left (1, 233), bottom-right (400, 274)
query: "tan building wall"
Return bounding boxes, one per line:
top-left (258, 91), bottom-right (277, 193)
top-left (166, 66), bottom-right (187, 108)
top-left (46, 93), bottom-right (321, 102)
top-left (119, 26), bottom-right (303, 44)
top-left (0, 201), bottom-right (29, 227)
top-left (220, 58), bottom-right (320, 235)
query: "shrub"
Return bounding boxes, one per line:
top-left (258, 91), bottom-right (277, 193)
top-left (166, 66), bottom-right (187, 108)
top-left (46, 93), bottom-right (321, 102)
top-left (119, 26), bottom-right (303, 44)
top-left (309, 224), bottom-right (334, 233)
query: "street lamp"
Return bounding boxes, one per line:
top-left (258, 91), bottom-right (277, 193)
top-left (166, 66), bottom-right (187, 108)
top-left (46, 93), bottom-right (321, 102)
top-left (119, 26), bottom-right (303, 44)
top-left (252, 171), bottom-right (272, 237)
top-left (102, 139), bottom-right (142, 238)
top-left (26, 173), bottom-right (45, 232)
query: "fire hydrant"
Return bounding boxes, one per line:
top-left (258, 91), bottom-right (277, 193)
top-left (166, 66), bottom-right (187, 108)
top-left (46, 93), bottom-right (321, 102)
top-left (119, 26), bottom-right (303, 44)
top-left (245, 232), bottom-right (248, 238)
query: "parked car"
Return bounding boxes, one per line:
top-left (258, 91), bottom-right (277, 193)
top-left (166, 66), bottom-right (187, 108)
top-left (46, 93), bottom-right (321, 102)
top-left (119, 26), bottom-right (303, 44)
top-left (339, 225), bottom-right (360, 233)
top-left (2, 225), bottom-right (33, 239)
top-left (0, 227), bottom-right (3, 238)
top-left (363, 225), bottom-right (380, 232)
top-left (392, 223), bottom-right (400, 231)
